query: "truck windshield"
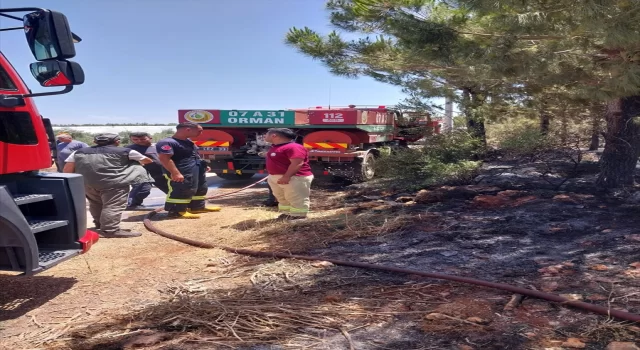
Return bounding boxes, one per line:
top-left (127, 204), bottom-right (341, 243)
top-left (0, 65), bottom-right (18, 91)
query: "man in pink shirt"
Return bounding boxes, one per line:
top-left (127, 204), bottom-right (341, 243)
top-left (264, 128), bottom-right (314, 220)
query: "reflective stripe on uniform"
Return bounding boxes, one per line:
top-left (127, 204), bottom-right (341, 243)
top-left (165, 174), bottom-right (191, 203)
top-left (289, 207), bottom-right (309, 213)
top-left (164, 174), bottom-right (173, 200)
top-left (278, 205), bottom-right (291, 211)
top-left (192, 195), bottom-right (206, 200)
top-left (166, 198), bottom-right (191, 204)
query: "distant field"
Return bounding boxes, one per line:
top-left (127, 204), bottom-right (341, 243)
top-left (52, 125), bottom-right (175, 134)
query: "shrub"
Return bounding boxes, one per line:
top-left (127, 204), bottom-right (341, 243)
top-left (422, 130), bottom-right (484, 163)
top-left (487, 116), bottom-right (595, 156)
top-left (499, 127), bottom-right (549, 156)
top-left (151, 128), bottom-right (175, 142)
top-left (375, 131), bottom-right (482, 189)
top-left (54, 128), bottom-right (175, 146)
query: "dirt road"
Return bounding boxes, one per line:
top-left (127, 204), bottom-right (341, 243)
top-left (0, 175), bottom-right (276, 348)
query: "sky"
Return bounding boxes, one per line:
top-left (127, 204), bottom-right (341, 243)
top-left (0, 0), bottom-right (408, 124)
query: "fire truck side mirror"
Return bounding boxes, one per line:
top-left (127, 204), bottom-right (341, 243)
top-left (23, 10), bottom-right (76, 61)
top-left (30, 61), bottom-right (85, 87)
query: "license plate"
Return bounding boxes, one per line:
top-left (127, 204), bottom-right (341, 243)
top-left (200, 147), bottom-right (228, 151)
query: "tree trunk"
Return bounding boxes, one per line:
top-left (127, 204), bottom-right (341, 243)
top-left (560, 105), bottom-right (568, 145)
top-left (467, 116), bottom-right (487, 144)
top-left (589, 135), bottom-right (600, 151)
top-left (540, 113), bottom-right (551, 135)
top-left (539, 100), bottom-right (550, 135)
top-left (443, 97), bottom-right (453, 132)
top-left (596, 97), bottom-right (640, 188)
top-left (462, 88), bottom-right (487, 146)
top-left (589, 104), bottom-right (604, 151)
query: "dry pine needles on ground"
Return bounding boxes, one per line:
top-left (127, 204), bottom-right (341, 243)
top-left (64, 278), bottom-right (449, 349)
top-left (262, 209), bottom-right (415, 244)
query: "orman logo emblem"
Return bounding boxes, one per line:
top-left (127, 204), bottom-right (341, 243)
top-left (184, 110), bottom-right (214, 123)
top-left (361, 111), bottom-right (368, 124)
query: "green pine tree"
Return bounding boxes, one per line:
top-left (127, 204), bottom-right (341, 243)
top-left (286, 0), bottom-right (640, 188)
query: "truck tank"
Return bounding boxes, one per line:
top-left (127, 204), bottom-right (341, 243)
top-left (179, 106), bottom-right (439, 182)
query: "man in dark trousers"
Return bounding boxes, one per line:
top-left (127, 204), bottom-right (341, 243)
top-left (63, 133), bottom-right (153, 238)
top-left (125, 132), bottom-right (169, 210)
top-left (258, 151), bottom-right (278, 207)
top-left (264, 182), bottom-right (278, 207)
top-left (156, 122), bottom-right (221, 219)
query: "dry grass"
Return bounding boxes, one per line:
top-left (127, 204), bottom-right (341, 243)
top-left (169, 187), bottom-right (415, 252)
top-left (249, 208), bottom-right (415, 253)
top-left (285, 210), bottom-right (414, 239)
top-left (579, 319), bottom-right (640, 343)
top-left (62, 279), bottom-right (449, 349)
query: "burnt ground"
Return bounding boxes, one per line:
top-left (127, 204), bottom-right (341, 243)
top-left (2, 153), bottom-right (640, 350)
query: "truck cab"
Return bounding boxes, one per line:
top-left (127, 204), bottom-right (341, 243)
top-left (0, 8), bottom-right (98, 275)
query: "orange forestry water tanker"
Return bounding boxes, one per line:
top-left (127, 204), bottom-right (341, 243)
top-left (178, 105), bottom-right (440, 182)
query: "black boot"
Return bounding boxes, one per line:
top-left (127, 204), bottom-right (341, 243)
top-left (262, 200), bottom-right (279, 207)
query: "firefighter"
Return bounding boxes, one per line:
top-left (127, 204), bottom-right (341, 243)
top-left (63, 133), bottom-right (153, 238)
top-left (156, 122), bottom-right (221, 219)
top-left (264, 128), bottom-right (314, 219)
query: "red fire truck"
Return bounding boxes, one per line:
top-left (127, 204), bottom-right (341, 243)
top-left (0, 7), bottom-right (98, 275)
top-left (178, 105), bottom-right (439, 182)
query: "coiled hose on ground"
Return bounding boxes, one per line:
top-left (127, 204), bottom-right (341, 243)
top-left (143, 177), bottom-right (640, 323)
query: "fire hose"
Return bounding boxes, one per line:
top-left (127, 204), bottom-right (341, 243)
top-left (143, 177), bottom-right (640, 323)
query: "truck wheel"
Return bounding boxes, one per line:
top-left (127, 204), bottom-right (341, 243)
top-left (216, 173), bottom-right (255, 181)
top-left (353, 152), bottom-right (376, 182)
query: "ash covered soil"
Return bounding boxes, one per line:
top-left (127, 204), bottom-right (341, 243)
top-left (2, 152), bottom-right (640, 350)
top-left (280, 155), bottom-right (640, 350)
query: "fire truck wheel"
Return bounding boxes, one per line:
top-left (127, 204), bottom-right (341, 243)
top-left (216, 173), bottom-right (255, 181)
top-left (353, 152), bottom-right (376, 182)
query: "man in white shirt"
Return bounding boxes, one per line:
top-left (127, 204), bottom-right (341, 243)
top-left (125, 132), bottom-right (168, 210)
top-left (64, 133), bottom-right (153, 238)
